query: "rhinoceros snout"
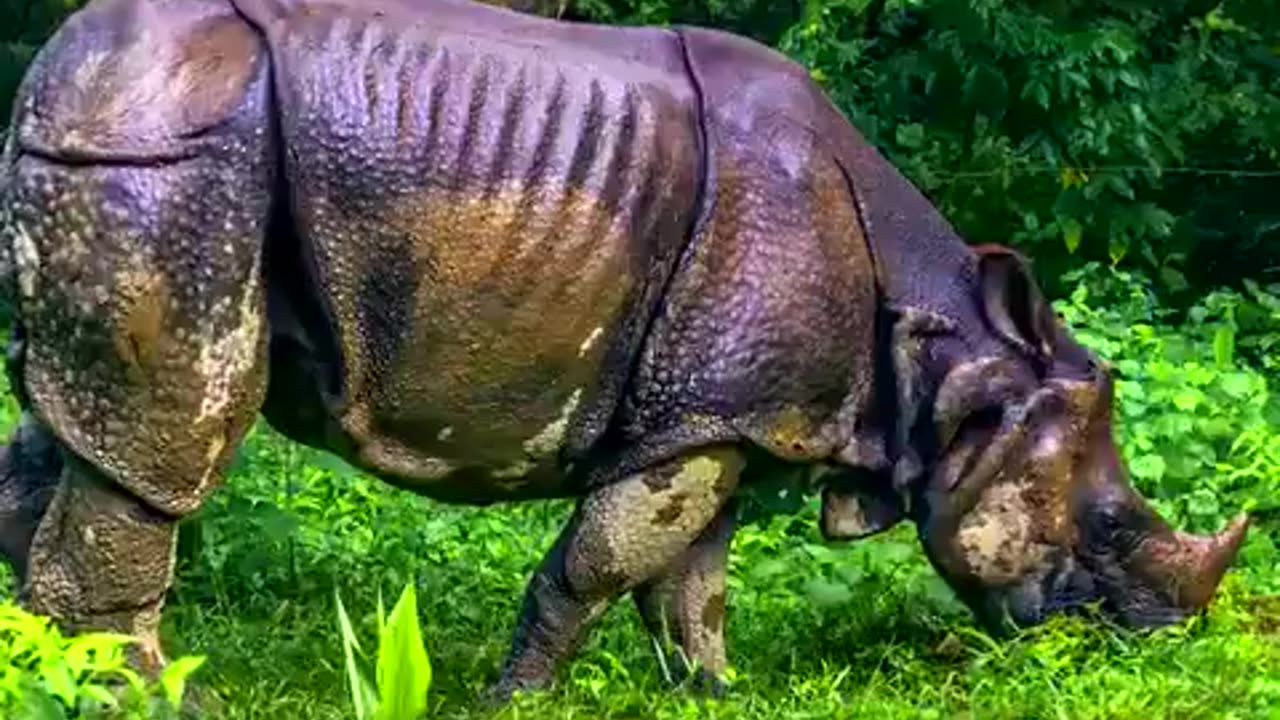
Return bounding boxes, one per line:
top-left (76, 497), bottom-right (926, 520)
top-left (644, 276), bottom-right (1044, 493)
top-left (1078, 486), bottom-right (1249, 628)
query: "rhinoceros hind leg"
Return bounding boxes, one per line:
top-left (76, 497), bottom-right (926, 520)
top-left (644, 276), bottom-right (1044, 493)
top-left (488, 446), bottom-right (745, 702)
top-left (633, 501), bottom-right (736, 695)
top-left (6, 151), bottom-right (270, 675)
top-left (0, 412), bottom-right (63, 582)
top-left (24, 454), bottom-right (178, 673)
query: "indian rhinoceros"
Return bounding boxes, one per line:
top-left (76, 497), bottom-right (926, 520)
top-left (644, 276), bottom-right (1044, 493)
top-left (0, 0), bottom-right (1250, 702)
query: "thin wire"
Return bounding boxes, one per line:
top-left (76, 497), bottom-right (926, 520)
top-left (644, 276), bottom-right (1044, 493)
top-left (923, 165), bottom-right (1280, 180)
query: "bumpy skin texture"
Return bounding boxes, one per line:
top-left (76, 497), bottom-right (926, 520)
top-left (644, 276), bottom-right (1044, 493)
top-left (617, 28), bottom-right (883, 478)
top-left (251, 0), bottom-right (703, 501)
top-left (0, 0), bottom-right (1245, 704)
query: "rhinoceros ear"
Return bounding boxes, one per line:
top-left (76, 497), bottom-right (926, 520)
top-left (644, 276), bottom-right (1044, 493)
top-left (974, 245), bottom-right (1058, 362)
top-left (819, 470), bottom-right (904, 540)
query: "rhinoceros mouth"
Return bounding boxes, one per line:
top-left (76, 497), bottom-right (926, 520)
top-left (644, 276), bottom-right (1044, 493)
top-left (957, 549), bottom-right (1100, 633)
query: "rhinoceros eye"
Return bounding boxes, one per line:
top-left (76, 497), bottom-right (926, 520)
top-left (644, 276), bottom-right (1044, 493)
top-left (943, 405), bottom-right (1005, 489)
top-left (1084, 503), bottom-right (1136, 556)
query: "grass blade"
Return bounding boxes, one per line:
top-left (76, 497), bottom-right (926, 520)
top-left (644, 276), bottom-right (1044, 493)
top-left (335, 589), bottom-right (377, 720)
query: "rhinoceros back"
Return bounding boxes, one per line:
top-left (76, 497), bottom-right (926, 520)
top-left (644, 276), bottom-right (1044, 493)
top-left (240, 0), bottom-right (704, 495)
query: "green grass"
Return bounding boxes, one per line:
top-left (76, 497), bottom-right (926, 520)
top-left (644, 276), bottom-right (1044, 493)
top-left (134, 420), bottom-right (1274, 720)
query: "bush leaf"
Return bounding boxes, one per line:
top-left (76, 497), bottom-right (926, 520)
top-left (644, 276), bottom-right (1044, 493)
top-left (159, 655), bottom-right (206, 709)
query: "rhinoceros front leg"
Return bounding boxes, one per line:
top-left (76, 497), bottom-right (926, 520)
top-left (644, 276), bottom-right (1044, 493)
top-left (632, 501), bottom-right (736, 694)
top-left (0, 0), bottom-right (273, 676)
top-left (490, 446), bottom-right (744, 701)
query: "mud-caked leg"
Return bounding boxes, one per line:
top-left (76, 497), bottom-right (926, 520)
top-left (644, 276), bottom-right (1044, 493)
top-left (490, 446), bottom-right (745, 700)
top-left (633, 501), bottom-right (736, 694)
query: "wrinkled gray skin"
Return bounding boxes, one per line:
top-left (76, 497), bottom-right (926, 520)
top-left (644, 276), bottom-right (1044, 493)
top-left (0, 0), bottom-right (1249, 704)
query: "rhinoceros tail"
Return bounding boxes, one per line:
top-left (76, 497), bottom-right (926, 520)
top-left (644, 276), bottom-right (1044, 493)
top-left (0, 131), bottom-right (16, 320)
top-left (229, 0), bottom-right (297, 32)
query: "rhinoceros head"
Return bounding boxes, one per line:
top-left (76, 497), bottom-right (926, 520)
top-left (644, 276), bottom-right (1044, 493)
top-left (824, 245), bottom-right (1248, 632)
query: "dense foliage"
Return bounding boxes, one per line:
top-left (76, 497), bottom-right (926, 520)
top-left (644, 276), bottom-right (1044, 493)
top-left (0, 599), bottom-right (203, 719)
top-left (0, 0), bottom-right (1278, 718)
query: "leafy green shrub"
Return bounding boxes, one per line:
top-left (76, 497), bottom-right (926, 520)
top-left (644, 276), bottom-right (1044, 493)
top-left (777, 0), bottom-right (1280, 298)
top-left (0, 601), bottom-right (204, 719)
top-left (149, 266), bottom-right (1280, 717)
top-left (335, 581), bottom-right (433, 720)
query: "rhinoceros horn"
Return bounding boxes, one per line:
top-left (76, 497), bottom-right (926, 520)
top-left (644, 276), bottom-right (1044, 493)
top-left (1128, 510), bottom-right (1250, 613)
top-left (1081, 373), bottom-right (1249, 619)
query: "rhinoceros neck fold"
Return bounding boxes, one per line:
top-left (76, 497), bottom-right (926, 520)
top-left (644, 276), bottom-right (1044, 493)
top-left (828, 127), bottom-right (983, 332)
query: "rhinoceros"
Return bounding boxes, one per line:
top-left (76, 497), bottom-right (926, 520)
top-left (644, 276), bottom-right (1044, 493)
top-left (0, 0), bottom-right (1250, 702)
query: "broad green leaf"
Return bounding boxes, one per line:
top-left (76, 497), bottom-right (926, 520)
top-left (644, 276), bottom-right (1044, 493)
top-left (803, 579), bottom-right (854, 608)
top-left (750, 558), bottom-right (792, 581)
top-left (41, 664), bottom-right (76, 708)
top-left (78, 684), bottom-right (119, 708)
top-left (895, 123), bottom-right (925, 150)
top-left (1213, 325), bottom-right (1235, 368)
top-left (1107, 175), bottom-right (1135, 200)
top-left (17, 685), bottom-right (66, 720)
top-left (1172, 389), bottom-right (1203, 411)
top-left (878, 539), bottom-right (915, 564)
top-left (63, 632), bottom-right (133, 676)
top-left (374, 582), bottom-right (431, 720)
top-left (1187, 490), bottom-right (1221, 519)
top-left (1159, 267), bottom-right (1189, 292)
top-left (834, 564), bottom-right (866, 588)
top-left (1108, 233), bottom-right (1129, 264)
top-left (1129, 454), bottom-right (1167, 482)
top-left (1220, 372), bottom-right (1253, 398)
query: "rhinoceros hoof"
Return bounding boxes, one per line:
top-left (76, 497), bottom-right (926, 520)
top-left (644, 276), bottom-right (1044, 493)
top-left (480, 674), bottom-right (553, 708)
top-left (680, 668), bottom-right (729, 699)
top-left (177, 682), bottom-right (228, 720)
